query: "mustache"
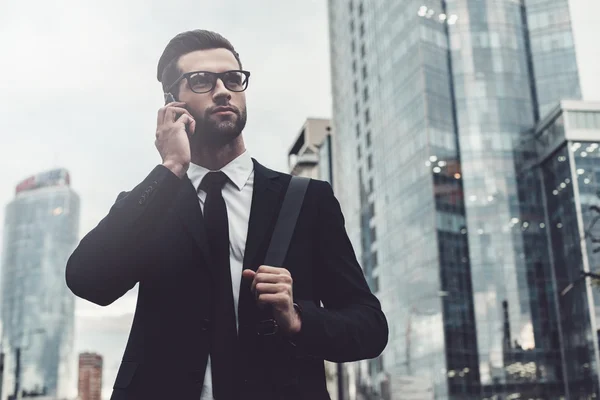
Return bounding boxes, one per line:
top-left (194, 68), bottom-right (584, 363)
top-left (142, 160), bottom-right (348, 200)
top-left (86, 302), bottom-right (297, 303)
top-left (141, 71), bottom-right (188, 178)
top-left (206, 105), bottom-right (241, 116)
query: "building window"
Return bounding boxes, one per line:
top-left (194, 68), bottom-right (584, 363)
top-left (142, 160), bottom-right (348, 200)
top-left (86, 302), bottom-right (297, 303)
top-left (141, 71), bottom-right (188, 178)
top-left (361, 43), bottom-right (366, 58)
top-left (366, 130), bottom-right (371, 147)
top-left (370, 226), bottom-right (377, 242)
top-left (372, 275), bottom-right (379, 292)
top-left (569, 111), bottom-right (600, 129)
top-left (355, 101), bottom-right (359, 115)
top-left (363, 86), bottom-right (369, 102)
top-left (369, 178), bottom-right (373, 193)
top-left (367, 154), bottom-right (373, 170)
top-left (359, 2), bottom-right (364, 16)
top-left (352, 39), bottom-right (356, 54)
top-left (358, 145), bottom-right (362, 159)
top-left (349, 0), bottom-right (353, 11)
top-left (356, 123), bottom-right (361, 138)
top-left (369, 202), bottom-right (375, 218)
top-left (352, 60), bottom-right (357, 73)
top-left (365, 108), bottom-right (370, 124)
top-left (362, 65), bottom-right (368, 80)
top-left (372, 250), bottom-right (378, 267)
top-left (350, 19), bottom-right (355, 32)
top-left (360, 22), bottom-right (365, 37)
top-left (353, 80), bottom-right (358, 94)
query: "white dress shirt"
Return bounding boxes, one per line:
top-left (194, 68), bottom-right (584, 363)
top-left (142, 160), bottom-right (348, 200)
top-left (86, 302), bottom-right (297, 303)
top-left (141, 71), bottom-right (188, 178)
top-left (186, 150), bottom-right (254, 400)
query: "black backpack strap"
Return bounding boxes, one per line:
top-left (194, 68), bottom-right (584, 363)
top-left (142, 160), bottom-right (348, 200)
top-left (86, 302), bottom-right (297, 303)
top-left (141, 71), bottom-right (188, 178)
top-left (255, 176), bottom-right (310, 338)
top-left (264, 176), bottom-right (310, 267)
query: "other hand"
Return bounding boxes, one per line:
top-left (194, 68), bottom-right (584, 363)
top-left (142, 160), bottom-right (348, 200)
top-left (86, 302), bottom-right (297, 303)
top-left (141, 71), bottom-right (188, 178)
top-left (242, 266), bottom-right (301, 335)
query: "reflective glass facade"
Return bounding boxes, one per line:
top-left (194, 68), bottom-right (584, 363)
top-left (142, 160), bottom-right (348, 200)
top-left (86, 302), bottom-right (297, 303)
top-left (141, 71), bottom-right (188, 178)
top-left (525, 0), bottom-right (581, 117)
top-left (532, 105), bottom-right (600, 398)
top-left (328, 0), bottom-right (596, 399)
top-left (514, 106), bottom-right (600, 399)
top-left (445, 0), bottom-right (568, 397)
top-left (329, 0), bottom-right (475, 398)
top-left (0, 173), bottom-right (80, 399)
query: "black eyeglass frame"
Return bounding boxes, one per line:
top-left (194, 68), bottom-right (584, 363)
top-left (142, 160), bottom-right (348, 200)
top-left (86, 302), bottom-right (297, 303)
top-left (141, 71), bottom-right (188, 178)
top-left (166, 70), bottom-right (251, 94)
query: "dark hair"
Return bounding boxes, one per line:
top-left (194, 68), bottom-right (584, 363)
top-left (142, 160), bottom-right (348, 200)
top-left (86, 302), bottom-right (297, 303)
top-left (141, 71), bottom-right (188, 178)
top-left (157, 29), bottom-right (242, 96)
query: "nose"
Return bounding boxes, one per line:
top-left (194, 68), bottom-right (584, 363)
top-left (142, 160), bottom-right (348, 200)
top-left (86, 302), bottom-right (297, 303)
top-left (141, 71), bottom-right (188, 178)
top-left (212, 78), bottom-right (232, 103)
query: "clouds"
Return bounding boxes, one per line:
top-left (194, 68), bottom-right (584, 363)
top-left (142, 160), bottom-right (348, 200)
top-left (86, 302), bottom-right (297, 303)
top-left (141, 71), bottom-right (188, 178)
top-left (0, 0), bottom-right (331, 397)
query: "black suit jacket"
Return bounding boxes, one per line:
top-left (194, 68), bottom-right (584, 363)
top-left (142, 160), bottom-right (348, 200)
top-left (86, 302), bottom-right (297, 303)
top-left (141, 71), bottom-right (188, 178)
top-left (66, 159), bottom-right (388, 400)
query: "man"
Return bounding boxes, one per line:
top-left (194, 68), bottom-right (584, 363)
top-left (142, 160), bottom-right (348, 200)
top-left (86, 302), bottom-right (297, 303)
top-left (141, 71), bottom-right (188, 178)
top-left (66, 29), bottom-right (387, 400)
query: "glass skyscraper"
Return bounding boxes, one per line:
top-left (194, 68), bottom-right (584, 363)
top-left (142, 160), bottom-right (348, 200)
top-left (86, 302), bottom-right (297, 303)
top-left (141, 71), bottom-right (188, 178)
top-left (328, 0), bottom-right (600, 398)
top-left (0, 169), bottom-right (80, 399)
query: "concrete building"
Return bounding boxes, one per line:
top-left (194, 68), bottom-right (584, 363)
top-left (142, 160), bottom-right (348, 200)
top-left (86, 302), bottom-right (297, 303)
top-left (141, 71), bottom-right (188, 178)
top-left (288, 118), bottom-right (334, 183)
top-left (77, 353), bottom-right (102, 400)
top-left (0, 169), bottom-right (80, 400)
top-left (328, 0), bottom-right (600, 398)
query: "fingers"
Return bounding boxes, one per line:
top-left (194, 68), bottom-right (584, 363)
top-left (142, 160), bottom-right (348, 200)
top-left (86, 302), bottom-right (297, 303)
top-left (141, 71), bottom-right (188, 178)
top-left (256, 293), bottom-right (288, 308)
top-left (189, 118), bottom-right (196, 136)
top-left (250, 269), bottom-right (292, 293)
top-left (255, 282), bottom-right (289, 295)
top-left (155, 113), bottom-right (194, 140)
top-left (242, 269), bottom-right (256, 280)
top-left (256, 265), bottom-right (291, 275)
top-left (157, 102), bottom-right (187, 125)
top-left (177, 114), bottom-right (196, 136)
top-left (165, 106), bottom-right (193, 123)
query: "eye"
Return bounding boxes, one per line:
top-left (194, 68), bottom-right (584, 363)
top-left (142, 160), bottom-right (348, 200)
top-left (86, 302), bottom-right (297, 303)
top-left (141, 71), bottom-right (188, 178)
top-left (224, 72), bottom-right (244, 88)
top-left (188, 73), bottom-right (213, 90)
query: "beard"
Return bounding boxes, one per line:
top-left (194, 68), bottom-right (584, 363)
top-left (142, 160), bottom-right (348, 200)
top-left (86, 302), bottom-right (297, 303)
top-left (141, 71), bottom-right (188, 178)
top-left (191, 105), bottom-right (247, 147)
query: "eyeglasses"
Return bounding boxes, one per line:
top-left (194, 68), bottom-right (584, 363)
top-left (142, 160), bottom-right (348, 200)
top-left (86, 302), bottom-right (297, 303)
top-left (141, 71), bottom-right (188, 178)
top-left (167, 70), bottom-right (251, 94)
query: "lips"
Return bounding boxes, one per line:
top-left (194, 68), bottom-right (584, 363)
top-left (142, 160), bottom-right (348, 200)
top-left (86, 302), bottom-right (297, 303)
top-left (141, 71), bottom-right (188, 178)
top-left (211, 106), bottom-right (236, 114)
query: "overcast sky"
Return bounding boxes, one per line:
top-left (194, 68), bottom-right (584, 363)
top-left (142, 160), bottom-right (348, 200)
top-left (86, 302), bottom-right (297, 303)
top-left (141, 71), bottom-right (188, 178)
top-left (0, 1), bottom-right (331, 397)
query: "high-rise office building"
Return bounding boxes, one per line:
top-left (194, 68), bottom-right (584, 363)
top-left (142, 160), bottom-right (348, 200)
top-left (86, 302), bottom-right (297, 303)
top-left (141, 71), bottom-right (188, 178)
top-left (0, 169), bottom-right (80, 400)
top-left (78, 353), bottom-right (102, 400)
top-left (328, 0), bottom-right (600, 398)
top-left (516, 100), bottom-right (600, 398)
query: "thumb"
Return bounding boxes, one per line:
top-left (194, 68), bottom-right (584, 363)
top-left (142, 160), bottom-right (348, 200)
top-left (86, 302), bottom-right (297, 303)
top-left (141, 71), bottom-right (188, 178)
top-left (242, 269), bottom-right (256, 281)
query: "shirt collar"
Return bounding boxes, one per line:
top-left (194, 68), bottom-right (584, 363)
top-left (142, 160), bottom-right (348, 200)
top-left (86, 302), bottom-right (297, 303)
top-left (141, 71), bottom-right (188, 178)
top-left (187, 150), bottom-right (254, 192)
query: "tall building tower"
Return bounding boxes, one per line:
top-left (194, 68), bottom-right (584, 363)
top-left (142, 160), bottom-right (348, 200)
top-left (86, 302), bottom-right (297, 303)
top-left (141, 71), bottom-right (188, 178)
top-left (78, 353), bottom-right (102, 400)
top-left (0, 169), bottom-right (80, 399)
top-left (328, 0), bottom-right (600, 399)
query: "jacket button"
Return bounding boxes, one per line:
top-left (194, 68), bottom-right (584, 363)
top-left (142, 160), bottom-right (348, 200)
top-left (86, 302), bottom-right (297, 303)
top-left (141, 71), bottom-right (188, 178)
top-left (138, 196), bottom-right (146, 205)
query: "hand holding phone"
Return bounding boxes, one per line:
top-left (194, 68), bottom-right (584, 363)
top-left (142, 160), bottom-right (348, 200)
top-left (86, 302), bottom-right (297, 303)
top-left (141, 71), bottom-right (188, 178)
top-left (156, 94), bottom-right (195, 178)
top-left (163, 93), bottom-right (194, 136)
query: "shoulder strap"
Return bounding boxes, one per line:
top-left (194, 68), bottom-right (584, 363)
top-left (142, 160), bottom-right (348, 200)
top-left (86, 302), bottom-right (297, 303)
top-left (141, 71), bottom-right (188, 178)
top-left (264, 176), bottom-right (310, 267)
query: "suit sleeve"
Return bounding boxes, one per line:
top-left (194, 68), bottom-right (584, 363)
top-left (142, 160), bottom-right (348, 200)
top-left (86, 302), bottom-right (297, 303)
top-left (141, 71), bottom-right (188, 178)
top-left (293, 181), bottom-right (388, 362)
top-left (65, 165), bottom-right (183, 306)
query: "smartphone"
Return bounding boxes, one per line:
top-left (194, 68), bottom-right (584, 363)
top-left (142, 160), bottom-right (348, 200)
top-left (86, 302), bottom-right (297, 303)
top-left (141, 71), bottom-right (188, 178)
top-left (164, 92), bottom-right (176, 104)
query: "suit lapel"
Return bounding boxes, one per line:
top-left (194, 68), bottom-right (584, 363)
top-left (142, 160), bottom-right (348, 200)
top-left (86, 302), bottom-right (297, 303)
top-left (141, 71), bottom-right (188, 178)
top-left (174, 176), bottom-right (212, 270)
top-left (238, 159), bottom-right (284, 326)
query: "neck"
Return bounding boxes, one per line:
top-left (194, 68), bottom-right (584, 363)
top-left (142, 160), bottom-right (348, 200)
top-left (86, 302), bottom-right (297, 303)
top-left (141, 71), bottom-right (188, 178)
top-left (190, 135), bottom-right (246, 171)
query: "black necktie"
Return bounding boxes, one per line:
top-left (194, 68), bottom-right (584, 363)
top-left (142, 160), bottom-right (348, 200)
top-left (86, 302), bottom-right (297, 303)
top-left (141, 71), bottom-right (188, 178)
top-left (200, 171), bottom-right (239, 399)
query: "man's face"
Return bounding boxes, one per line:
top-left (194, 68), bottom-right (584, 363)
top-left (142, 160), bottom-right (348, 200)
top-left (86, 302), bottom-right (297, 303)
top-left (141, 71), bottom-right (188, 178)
top-left (175, 48), bottom-right (247, 146)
